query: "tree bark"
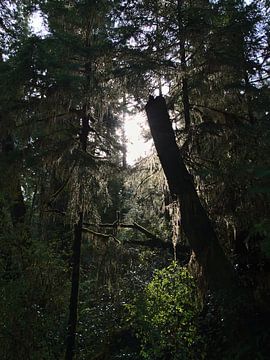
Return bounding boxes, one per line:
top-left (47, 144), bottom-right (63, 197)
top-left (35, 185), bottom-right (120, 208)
top-left (65, 212), bottom-right (83, 360)
top-left (145, 95), bottom-right (236, 291)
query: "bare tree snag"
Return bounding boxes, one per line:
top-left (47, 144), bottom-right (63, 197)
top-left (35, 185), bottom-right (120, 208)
top-left (145, 95), bottom-right (236, 291)
top-left (65, 213), bottom-right (83, 360)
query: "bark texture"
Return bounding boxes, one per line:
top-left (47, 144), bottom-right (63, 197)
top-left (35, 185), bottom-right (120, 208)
top-left (145, 95), bottom-right (236, 291)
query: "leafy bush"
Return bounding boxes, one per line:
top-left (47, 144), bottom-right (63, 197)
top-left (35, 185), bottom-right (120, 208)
top-left (126, 262), bottom-right (204, 360)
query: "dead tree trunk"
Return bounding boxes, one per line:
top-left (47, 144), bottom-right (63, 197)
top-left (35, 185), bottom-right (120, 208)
top-left (145, 95), bottom-right (236, 291)
top-left (65, 212), bottom-right (83, 360)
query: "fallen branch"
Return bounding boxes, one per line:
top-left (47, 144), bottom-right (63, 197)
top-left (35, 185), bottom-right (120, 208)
top-left (83, 221), bottom-right (162, 243)
top-left (82, 227), bottom-right (121, 244)
top-left (83, 221), bottom-right (190, 256)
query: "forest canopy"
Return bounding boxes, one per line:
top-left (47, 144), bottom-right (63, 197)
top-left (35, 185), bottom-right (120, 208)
top-left (0, 0), bottom-right (269, 359)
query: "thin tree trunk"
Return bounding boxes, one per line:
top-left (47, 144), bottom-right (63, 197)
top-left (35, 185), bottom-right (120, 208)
top-left (145, 95), bottom-right (236, 291)
top-left (1, 134), bottom-right (26, 225)
top-left (65, 101), bottom-right (91, 359)
top-left (65, 212), bottom-right (83, 360)
top-left (244, 72), bottom-right (255, 124)
top-left (177, 0), bottom-right (191, 130)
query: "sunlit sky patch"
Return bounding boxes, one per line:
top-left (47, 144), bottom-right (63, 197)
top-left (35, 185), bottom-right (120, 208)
top-left (124, 112), bottom-right (153, 165)
top-left (29, 11), bottom-right (49, 36)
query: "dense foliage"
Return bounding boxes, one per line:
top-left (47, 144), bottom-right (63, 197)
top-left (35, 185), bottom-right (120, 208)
top-left (126, 262), bottom-right (202, 360)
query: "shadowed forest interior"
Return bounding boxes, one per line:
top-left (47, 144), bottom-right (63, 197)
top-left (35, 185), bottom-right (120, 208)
top-left (0, 0), bottom-right (270, 359)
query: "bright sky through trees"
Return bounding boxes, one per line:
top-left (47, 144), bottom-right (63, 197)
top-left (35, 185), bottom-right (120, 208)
top-left (124, 113), bottom-right (153, 165)
top-left (29, 10), bottom-right (48, 36)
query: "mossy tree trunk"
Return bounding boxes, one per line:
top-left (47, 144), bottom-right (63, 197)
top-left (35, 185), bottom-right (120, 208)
top-left (145, 95), bottom-right (236, 291)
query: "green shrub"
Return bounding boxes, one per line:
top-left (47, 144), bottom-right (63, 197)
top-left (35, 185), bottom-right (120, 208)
top-left (126, 262), bottom-right (204, 360)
